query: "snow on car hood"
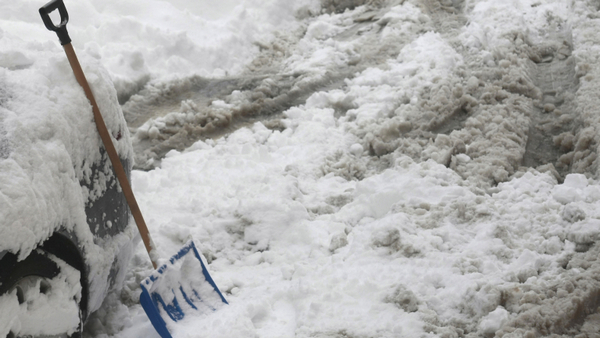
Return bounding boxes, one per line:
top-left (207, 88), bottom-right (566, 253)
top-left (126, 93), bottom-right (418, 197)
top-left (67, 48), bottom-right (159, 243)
top-left (0, 29), bottom-right (133, 259)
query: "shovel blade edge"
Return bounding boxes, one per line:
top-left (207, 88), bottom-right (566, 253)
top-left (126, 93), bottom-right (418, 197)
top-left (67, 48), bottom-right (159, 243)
top-left (140, 241), bottom-right (228, 338)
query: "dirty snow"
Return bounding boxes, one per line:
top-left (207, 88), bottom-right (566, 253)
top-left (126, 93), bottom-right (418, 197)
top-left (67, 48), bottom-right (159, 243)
top-left (3, 0), bottom-right (600, 337)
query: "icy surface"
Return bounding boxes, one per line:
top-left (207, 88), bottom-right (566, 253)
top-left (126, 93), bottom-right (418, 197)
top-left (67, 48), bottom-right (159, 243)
top-left (4, 0), bottom-right (600, 337)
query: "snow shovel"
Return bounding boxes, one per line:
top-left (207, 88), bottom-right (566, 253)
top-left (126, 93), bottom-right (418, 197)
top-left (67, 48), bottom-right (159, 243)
top-left (39, 1), bottom-right (228, 337)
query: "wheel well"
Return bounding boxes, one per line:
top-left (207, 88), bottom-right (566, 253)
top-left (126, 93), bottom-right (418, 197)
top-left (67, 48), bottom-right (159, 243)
top-left (0, 232), bottom-right (89, 320)
top-left (41, 232), bottom-right (89, 320)
top-left (0, 250), bottom-right (59, 295)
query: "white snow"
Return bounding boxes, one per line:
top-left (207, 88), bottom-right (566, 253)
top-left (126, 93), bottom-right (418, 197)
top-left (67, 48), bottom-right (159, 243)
top-left (3, 0), bottom-right (600, 337)
top-left (0, 0), bottom-right (319, 96)
top-left (0, 251), bottom-right (82, 337)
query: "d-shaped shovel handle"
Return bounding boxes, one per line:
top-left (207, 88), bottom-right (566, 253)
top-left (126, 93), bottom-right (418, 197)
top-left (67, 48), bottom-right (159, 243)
top-left (39, 0), bottom-right (71, 45)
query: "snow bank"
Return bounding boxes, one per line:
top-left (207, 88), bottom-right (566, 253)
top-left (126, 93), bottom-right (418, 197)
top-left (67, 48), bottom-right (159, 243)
top-left (0, 0), bottom-right (321, 100)
top-left (114, 0), bottom-right (600, 336)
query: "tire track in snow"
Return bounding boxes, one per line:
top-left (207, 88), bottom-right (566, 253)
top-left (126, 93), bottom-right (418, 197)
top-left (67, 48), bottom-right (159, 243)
top-left (523, 28), bottom-right (583, 180)
top-left (413, 3), bottom-right (600, 336)
top-left (417, 0), bottom-right (593, 185)
top-left (360, 0), bottom-right (538, 190)
top-left (124, 68), bottom-right (358, 170)
top-left (388, 0), bottom-right (588, 191)
top-left (123, 0), bottom-right (411, 170)
top-left (384, 1), bottom-right (598, 337)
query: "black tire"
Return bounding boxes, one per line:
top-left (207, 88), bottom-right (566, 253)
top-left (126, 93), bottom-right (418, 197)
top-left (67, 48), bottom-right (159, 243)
top-left (0, 250), bottom-right (83, 338)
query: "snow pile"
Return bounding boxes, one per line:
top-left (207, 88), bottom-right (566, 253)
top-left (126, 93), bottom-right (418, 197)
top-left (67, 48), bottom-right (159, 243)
top-left (120, 122), bottom-right (600, 337)
top-left (0, 0), bottom-right (320, 101)
top-left (109, 0), bottom-right (600, 336)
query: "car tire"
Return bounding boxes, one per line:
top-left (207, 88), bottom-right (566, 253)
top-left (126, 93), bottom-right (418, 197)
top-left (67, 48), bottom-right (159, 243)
top-left (0, 249), bottom-right (83, 338)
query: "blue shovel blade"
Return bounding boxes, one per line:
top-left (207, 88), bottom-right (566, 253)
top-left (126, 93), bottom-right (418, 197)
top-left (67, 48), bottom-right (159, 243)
top-left (140, 241), bottom-right (228, 338)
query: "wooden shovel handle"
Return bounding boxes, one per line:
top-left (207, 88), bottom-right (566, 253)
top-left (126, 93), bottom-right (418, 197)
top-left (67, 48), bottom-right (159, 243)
top-left (63, 43), bottom-right (158, 269)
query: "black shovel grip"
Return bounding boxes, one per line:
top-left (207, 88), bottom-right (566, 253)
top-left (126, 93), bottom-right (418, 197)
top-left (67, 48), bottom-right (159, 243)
top-left (39, 0), bottom-right (71, 45)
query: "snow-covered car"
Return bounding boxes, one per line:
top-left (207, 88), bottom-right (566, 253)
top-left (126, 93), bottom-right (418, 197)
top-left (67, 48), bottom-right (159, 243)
top-left (0, 43), bottom-right (136, 337)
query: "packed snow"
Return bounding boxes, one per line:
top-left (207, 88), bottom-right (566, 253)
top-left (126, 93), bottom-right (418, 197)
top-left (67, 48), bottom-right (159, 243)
top-left (3, 0), bottom-right (600, 337)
